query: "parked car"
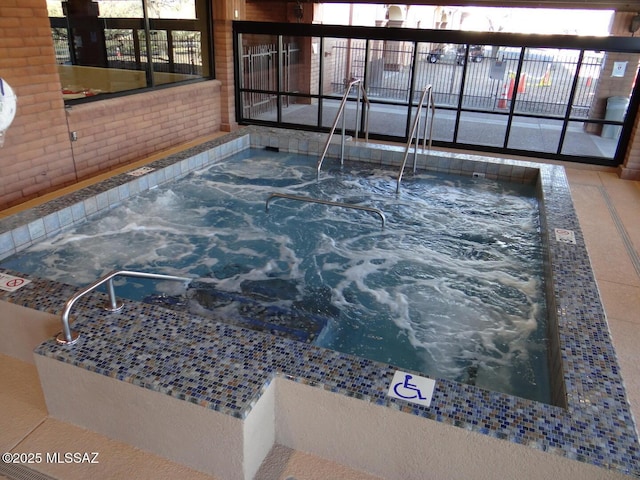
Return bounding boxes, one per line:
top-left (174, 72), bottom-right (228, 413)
top-left (426, 43), bottom-right (450, 63)
top-left (426, 44), bottom-right (484, 65)
top-left (456, 44), bottom-right (485, 65)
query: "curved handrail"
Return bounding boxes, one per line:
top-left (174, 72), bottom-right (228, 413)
top-left (57, 270), bottom-right (192, 345)
top-left (397, 85), bottom-right (435, 194)
top-left (266, 192), bottom-right (385, 228)
top-left (317, 78), bottom-right (370, 180)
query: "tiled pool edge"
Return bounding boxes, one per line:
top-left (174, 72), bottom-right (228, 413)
top-left (0, 127), bottom-right (638, 476)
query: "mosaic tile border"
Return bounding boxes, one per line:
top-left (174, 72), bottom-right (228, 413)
top-left (0, 127), bottom-right (638, 476)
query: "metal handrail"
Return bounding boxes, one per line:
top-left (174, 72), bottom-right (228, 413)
top-left (396, 85), bottom-right (435, 193)
top-left (266, 192), bottom-right (385, 228)
top-left (317, 78), bottom-right (370, 180)
top-left (56, 269), bottom-right (192, 345)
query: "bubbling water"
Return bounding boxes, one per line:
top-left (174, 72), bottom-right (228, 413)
top-left (1, 149), bottom-right (550, 402)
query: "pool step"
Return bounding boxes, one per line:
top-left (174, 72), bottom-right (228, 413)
top-left (187, 280), bottom-right (335, 343)
top-left (144, 279), bottom-right (337, 344)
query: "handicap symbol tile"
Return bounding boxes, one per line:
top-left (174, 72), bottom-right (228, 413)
top-left (387, 370), bottom-right (436, 407)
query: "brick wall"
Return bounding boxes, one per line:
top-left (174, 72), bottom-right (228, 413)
top-left (621, 99), bottom-right (640, 179)
top-left (213, 0), bottom-right (246, 131)
top-left (246, 1), bottom-right (287, 22)
top-left (588, 12), bottom-right (639, 129)
top-left (0, 0), bottom-right (224, 210)
top-left (66, 81), bottom-right (222, 180)
top-left (610, 11), bottom-right (640, 179)
top-left (213, 17), bottom-right (236, 131)
top-left (0, 0), bottom-right (76, 209)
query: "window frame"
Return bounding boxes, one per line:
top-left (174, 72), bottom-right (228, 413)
top-left (50, 0), bottom-right (214, 105)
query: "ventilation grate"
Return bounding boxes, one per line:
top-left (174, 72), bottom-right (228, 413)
top-left (0, 463), bottom-right (59, 480)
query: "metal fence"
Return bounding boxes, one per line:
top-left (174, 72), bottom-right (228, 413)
top-left (329, 40), bottom-right (603, 118)
top-left (233, 21), bottom-right (640, 166)
top-left (51, 24), bottom-right (203, 76)
top-left (240, 43), bottom-right (300, 118)
top-left (52, 27), bottom-right (71, 64)
top-left (105, 29), bottom-right (203, 75)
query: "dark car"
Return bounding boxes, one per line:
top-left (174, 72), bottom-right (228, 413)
top-left (427, 44), bottom-right (485, 65)
top-left (456, 44), bottom-right (485, 65)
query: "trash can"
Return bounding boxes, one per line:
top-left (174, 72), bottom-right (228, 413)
top-left (601, 96), bottom-right (629, 140)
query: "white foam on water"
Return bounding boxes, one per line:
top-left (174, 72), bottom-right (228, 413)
top-left (2, 151), bottom-right (549, 401)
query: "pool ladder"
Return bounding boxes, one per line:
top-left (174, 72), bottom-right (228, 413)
top-left (397, 84), bottom-right (435, 193)
top-left (317, 78), bottom-right (370, 180)
top-left (266, 192), bottom-right (385, 228)
top-left (56, 269), bottom-right (191, 345)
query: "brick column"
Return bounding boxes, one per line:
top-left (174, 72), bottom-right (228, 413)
top-left (608, 11), bottom-right (640, 180)
top-left (285, 2), bottom-right (320, 107)
top-left (0, 0), bottom-right (76, 209)
top-left (622, 111), bottom-right (640, 179)
top-left (213, 0), bottom-right (245, 132)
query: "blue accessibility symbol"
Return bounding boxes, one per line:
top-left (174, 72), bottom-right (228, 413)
top-left (388, 370), bottom-right (435, 406)
top-left (392, 374), bottom-right (428, 400)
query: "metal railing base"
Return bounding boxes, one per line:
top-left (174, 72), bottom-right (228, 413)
top-left (58, 270), bottom-right (191, 345)
top-left (56, 331), bottom-right (80, 346)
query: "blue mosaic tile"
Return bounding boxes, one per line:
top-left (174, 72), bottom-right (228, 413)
top-left (1, 127), bottom-right (638, 477)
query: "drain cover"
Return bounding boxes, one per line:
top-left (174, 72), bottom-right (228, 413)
top-left (0, 463), bottom-right (59, 480)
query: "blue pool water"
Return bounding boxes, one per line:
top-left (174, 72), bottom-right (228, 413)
top-left (2, 149), bottom-right (550, 402)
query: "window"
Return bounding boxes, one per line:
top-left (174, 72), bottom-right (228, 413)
top-left (48, 0), bottom-right (212, 101)
top-left (235, 21), bottom-right (640, 167)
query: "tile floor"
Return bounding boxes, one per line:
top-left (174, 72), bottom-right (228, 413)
top-left (0, 162), bottom-right (638, 480)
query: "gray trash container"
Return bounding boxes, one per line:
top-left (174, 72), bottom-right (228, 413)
top-left (601, 96), bottom-right (629, 140)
